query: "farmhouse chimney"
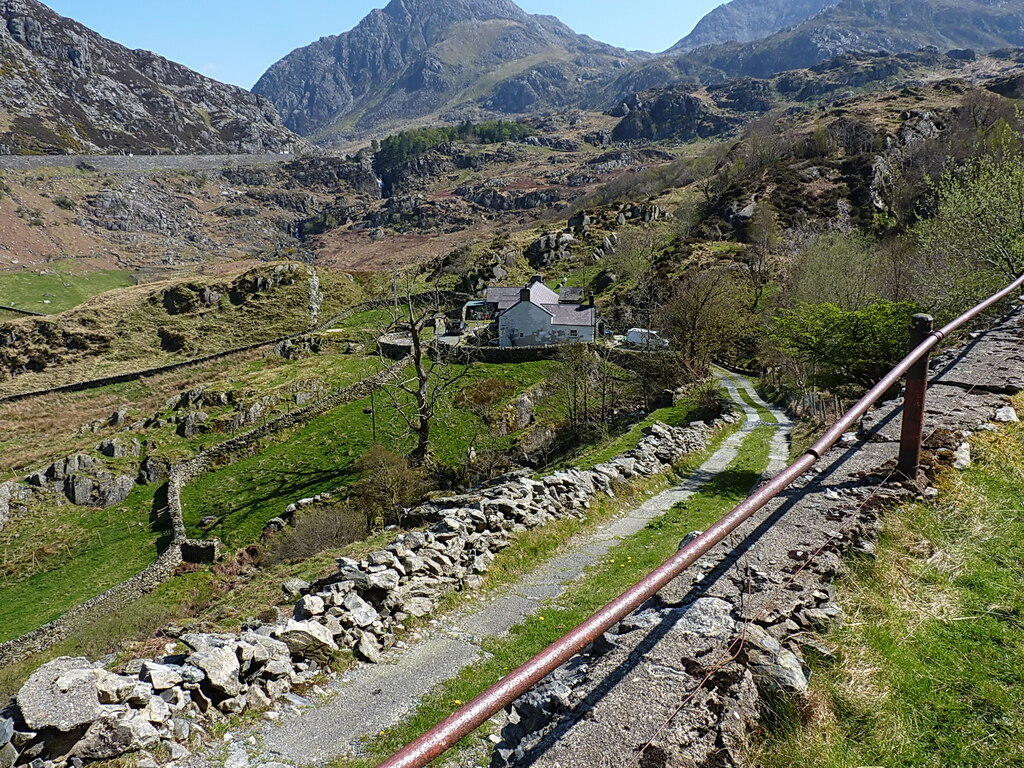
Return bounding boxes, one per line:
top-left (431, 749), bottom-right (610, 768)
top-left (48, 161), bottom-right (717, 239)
top-left (520, 287), bottom-right (531, 303)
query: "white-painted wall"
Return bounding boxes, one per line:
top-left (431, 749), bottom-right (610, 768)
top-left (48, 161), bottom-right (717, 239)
top-left (498, 302), bottom-right (594, 347)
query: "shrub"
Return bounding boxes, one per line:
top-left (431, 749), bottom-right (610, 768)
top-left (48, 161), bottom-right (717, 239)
top-left (768, 299), bottom-right (920, 389)
top-left (262, 500), bottom-right (368, 565)
top-left (454, 377), bottom-right (516, 417)
top-left (351, 445), bottom-right (429, 527)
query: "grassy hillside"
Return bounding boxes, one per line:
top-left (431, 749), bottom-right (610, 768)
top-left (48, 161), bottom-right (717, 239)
top-left (0, 262), bottom-right (362, 395)
top-left (753, 395), bottom-right (1024, 766)
top-left (181, 360), bottom-right (558, 548)
top-left (0, 263), bottom-right (136, 314)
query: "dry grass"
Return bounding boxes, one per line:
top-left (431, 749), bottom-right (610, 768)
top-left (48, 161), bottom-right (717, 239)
top-left (0, 349), bottom-right (265, 474)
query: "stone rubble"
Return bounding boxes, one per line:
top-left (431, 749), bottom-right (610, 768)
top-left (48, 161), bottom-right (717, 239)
top-left (0, 417), bottom-right (725, 767)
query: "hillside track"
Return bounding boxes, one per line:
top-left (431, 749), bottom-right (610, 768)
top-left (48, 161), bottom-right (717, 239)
top-left (484, 309), bottom-right (1024, 768)
top-left (190, 370), bottom-right (791, 767)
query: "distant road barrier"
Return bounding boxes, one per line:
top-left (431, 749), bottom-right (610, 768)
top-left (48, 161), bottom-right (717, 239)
top-left (0, 153), bottom-right (300, 173)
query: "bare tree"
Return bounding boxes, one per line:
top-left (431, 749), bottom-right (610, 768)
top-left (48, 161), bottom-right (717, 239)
top-left (743, 200), bottom-right (780, 311)
top-left (376, 283), bottom-right (470, 465)
top-left (657, 267), bottom-right (752, 373)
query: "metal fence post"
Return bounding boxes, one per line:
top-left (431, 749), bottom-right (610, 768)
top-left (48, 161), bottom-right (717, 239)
top-left (897, 313), bottom-right (934, 480)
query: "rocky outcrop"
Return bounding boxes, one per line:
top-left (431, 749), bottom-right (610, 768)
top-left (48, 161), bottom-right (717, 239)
top-left (455, 185), bottom-right (562, 211)
top-left (0, 0), bottom-right (304, 155)
top-left (611, 88), bottom-right (739, 143)
top-left (525, 231), bottom-right (576, 269)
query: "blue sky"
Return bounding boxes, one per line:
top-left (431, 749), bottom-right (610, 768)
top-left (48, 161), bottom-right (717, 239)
top-left (43, 1), bottom-right (722, 89)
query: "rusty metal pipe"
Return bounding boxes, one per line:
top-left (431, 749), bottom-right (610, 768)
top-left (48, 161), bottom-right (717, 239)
top-left (376, 273), bottom-right (1024, 768)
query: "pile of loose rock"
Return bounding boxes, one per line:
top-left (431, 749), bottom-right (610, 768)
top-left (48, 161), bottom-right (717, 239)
top-left (0, 417), bottom-right (727, 768)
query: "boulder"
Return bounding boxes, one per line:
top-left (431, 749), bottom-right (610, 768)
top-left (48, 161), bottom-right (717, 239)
top-left (294, 595), bottom-right (325, 620)
top-left (16, 657), bottom-right (108, 732)
top-left (97, 438), bottom-right (141, 459)
top-left (343, 593), bottom-right (379, 628)
top-left (366, 569), bottom-right (400, 591)
top-left (238, 632), bottom-right (291, 666)
top-left (136, 457), bottom-right (169, 486)
top-left (675, 598), bottom-right (736, 640)
top-left (71, 714), bottom-right (159, 760)
top-left (277, 620), bottom-right (337, 662)
top-left (140, 662), bottom-right (183, 691)
top-left (282, 578), bottom-right (309, 598)
top-left (403, 596), bottom-right (433, 618)
top-left (0, 742), bottom-right (15, 768)
top-left (744, 624), bottom-right (808, 694)
top-left (178, 411), bottom-right (210, 438)
top-left (994, 405), bottom-right (1019, 423)
top-left (93, 670), bottom-right (136, 705)
top-left (186, 647), bottom-right (241, 697)
top-left (356, 633), bottom-right (383, 664)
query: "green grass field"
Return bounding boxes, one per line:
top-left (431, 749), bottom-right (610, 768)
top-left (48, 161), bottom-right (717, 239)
top-left (181, 361), bottom-right (558, 549)
top-left (0, 264), bottom-right (136, 314)
top-left (0, 483), bottom-right (163, 642)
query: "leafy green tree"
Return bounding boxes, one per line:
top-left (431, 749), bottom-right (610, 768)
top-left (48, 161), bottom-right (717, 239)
top-left (768, 300), bottom-right (919, 389)
top-left (917, 152), bottom-right (1024, 280)
top-left (787, 232), bottom-right (879, 311)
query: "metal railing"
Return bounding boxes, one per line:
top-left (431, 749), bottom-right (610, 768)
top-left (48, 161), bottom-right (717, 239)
top-left (376, 272), bottom-right (1024, 768)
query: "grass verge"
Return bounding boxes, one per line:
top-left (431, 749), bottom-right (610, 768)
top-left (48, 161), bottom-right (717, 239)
top-left (750, 393), bottom-right (1024, 768)
top-left (0, 263), bottom-right (135, 314)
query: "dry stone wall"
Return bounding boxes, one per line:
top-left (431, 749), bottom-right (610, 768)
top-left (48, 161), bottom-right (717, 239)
top-left (0, 356), bottom-right (412, 670)
top-left (0, 154), bottom-right (298, 173)
top-left (0, 291), bottom-right (470, 407)
top-left (0, 416), bottom-right (725, 767)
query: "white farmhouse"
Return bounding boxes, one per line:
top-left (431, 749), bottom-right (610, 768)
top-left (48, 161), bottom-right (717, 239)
top-left (488, 276), bottom-right (598, 347)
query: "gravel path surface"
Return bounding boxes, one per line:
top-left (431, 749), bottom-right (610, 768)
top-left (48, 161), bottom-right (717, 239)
top-left (211, 371), bottom-right (791, 767)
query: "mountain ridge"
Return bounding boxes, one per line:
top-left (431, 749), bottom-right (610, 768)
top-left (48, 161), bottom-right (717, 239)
top-left (669, 0), bottom-right (842, 54)
top-left (252, 0), bottom-right (641, 142)
top-left (0, 0), bottom-right (305, 155)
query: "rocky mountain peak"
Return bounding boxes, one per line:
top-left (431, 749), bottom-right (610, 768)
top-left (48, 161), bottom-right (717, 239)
top-left (253, 0), bottom-right (637, 143)
top-left (669, 0), bottom-right (842, 53)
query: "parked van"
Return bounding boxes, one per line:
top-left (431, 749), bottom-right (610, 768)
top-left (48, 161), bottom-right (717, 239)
top-left (625, 328), bottom-right (669, 349)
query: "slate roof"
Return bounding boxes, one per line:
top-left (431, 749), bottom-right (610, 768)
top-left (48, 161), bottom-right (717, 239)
top-left (558, 286), bottom-right (584, 304)
top-left (542, 303), bottom-right (595, 326)
top-left (485, 286), bottom-right (522, 311)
